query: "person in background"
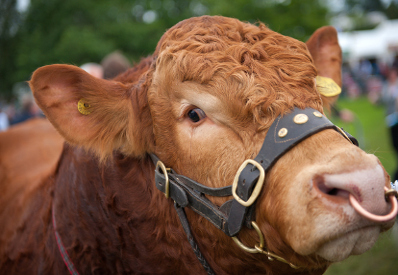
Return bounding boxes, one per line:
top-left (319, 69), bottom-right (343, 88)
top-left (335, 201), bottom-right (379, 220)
top-left (11, 94), bottom-right (43, 125)
top-left (0, 104), bottom-right (9, 131)
top-left (101, 51), bottom-right (131, 79)
top-left (381, 66), bottom-right (398, 181)
top-left (81, 52), bottom-right (131, 81)
top-left (80, 63), bottom-right (104, 79)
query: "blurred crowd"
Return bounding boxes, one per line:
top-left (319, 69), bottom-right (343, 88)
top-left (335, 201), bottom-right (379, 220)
top-left (0, 93), bottom-right (43, 131)
top-left (0, 51), bottom-right (131, 132)
top-left (341, 55), bottom-right (398, 103)
top-left (340, 54), bottom-right (398, 180)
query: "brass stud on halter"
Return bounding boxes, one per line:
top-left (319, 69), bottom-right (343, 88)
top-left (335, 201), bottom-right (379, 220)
top-left (278, 128), bottom-right (288, 138)
top-left (313, 111), bottom-right (323, 118)
top-left (293, 114), bottom-right (308, 124)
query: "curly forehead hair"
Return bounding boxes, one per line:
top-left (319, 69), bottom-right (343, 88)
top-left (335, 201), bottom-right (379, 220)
top-left (152, 16), bottom-right (322, 129)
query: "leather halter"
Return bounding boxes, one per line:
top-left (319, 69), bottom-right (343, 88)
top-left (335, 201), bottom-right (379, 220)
top-left (153, 107), bottom-right (357, 235)
top-left (152, 107), bottom-right (358, 272)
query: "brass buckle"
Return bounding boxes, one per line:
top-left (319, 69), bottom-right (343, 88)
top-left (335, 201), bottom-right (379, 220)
top-left (232, 159), bottom-right (265, 207)
top-left (232, 222), bottom-right (300, 269)
top-left (156, 161), bottom-right (170, 198)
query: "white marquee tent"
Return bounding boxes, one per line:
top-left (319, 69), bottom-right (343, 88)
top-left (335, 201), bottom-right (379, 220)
top-left (338, 19), bottom-right (398, 65)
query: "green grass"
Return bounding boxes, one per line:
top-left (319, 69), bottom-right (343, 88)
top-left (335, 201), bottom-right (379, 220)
top-left (325, 229), bottom-right (398, 275)
top-left (324, 97), bottom-right (398, 275)
top-left (330, 97), bottom-right (396, 176)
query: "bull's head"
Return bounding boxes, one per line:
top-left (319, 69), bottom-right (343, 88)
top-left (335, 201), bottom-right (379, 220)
top-left (30, 16), bottom-right (396, 274)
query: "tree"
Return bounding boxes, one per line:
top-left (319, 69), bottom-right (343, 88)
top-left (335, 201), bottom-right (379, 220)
top-left (330, 0), bottom-right (398, 31)
top-left (345, 0), bottom-right (386, 12)
top-left (0, 0), bottom-right (329, 100)
top-left (0, 0), bottom-right (22, 99)
top-left (384, 0), bottom-right (398, 19)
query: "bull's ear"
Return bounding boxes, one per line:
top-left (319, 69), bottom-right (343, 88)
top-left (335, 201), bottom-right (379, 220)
top-left (29, 64), bottom-right (152, 161)
top-left (306, 26), bottom-right (342, 109)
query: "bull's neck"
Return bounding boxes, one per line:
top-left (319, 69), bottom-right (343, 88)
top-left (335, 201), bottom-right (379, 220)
top-left (53, 144), bottom-right (325, 275)
top-left (52, 145), bottom-right (204, 273)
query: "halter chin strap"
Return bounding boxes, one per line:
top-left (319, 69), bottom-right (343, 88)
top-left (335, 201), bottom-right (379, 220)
top-left (151, 107), bottom-right (358, 271)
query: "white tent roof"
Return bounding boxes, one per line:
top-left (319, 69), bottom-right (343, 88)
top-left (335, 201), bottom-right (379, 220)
top-left (338, 20), bottom-right (398, 64)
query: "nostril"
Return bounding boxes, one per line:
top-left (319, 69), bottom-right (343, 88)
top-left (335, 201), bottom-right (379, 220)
top-left (314, 175), bottom-right (331, 194)
top-left (314, 175), bottom-right (350, 199)
top-left (326, 188), bottom-right (340, 196)
top-left (316, 179), bottom-right (333, 194)
top-left (313, 167), bottom-right (394, 222)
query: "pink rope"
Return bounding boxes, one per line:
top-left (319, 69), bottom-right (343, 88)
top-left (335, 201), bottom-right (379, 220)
top-left (52, 206), bottom-right (80, 275)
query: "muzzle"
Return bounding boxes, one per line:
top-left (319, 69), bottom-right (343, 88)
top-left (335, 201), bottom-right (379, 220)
top-left (151, 107), bottom-right (397, 271)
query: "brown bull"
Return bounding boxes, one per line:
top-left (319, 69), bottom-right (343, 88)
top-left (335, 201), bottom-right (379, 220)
top-left (0, 16), bottom-right (396, 275)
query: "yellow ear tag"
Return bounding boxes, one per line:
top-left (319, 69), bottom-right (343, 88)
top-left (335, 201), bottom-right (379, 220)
top-left (316, 75), bottom-right (342, 97)
top-left (77, 99), bottom-right (92, 115)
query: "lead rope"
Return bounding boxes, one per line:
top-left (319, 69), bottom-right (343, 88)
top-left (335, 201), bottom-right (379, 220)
top-left (52, 205), bottom-right (80, 275)
top-left (174, 203), bottom-right (215, 275)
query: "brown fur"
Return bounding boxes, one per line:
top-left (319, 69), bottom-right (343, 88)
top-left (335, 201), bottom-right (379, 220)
top-left (0, 118), bottom-right (64, 273)
top-left (0, 16), bottom-right (394, 275)
top-left (152, 16), bottom-right (322, 131)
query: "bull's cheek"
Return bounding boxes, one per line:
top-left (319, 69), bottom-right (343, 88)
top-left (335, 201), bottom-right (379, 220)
top-left (281, 200), bottom-right (322, 255)
top-left (173, 122), bottom-right (247, 187)
top-left (275, 171), bottom-right (319, 254)
top-left (256, 164), bottom-right (318, 255)
top-left (279, 170), bottom-right (347, 256)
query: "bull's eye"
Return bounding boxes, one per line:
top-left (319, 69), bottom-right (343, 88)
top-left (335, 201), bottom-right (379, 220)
top-left (187, 108), bottom-right (206, 123)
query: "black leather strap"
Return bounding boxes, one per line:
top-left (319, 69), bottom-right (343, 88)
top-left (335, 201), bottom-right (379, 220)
top-left (256, 108), bottom-right (338, 165)
top-left (341, 128), bottom-right (359, 146)
top-left (226, 165), bottom-right (261, 236)
top-left (154, 166), bottom-right (230, 233)
top-left (152, 154), bottom-right (232, 198)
